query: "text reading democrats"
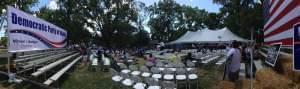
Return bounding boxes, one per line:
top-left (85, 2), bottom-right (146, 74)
top-left (11, 12), bottom-right (67, 37)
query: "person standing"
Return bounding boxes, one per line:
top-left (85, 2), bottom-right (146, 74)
top-left (244, 43), bottom-right (256, 78)
top-left (80, 45), bottom-right (88, 66)
top-left (225, 40), bottom-right (242, 82)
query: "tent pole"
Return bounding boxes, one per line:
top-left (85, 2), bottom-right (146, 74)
top-left (250, 28), bottom-right (254, 89)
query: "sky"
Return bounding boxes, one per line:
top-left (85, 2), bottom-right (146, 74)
top-left (31, 0), bottom-right (221, 12)
top-left (137, 0), bottom-right (221, 12)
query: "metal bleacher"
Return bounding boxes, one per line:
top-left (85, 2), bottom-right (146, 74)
top-left (14, 49), bottom-right (68, 63)
top-left (44, 56), bottom-right (82, 85)
top-left (19, 51), bottom-right (76, 69)
top-left (31, 53), bottom-right (80, 77)
top-left (12, 48), bottom-right (82, 88)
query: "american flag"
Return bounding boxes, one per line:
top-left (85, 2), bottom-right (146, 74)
top-left (263, 0), bottom-right (300, 46)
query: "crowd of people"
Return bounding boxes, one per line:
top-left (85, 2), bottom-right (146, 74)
top-left (224, 40), bottom-right (257, 82)
top-left (70, 43), bottom-right (147, 72)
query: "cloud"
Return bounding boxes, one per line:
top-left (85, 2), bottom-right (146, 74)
top-left (47, 0), bottom-right (59, 10)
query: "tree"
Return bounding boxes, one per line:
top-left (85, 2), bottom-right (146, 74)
top-left (148, 0), bottom-right (181, 42)
top-left (214, 0), bottom-right (263, 39)
top-left (178, 5), bottom-right (207, 31)
top-left (73, 0), bottom-right (140, 48)
top-left (0, 37), bottom-right (7, 47)
top-left (37, 1), bottom-right (92, 44)
top-left (35, 0), bottom-right (148, 48)
top-left (148, 0), bottom-right (208, 42)
top-left (0, 0), bottom-right (38, 14)
top-left (133, 30), bottom-right (150, 47)
top-left (204, 13), bottom-right (224, 30)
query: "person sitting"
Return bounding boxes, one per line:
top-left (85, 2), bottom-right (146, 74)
top-left (89, 51), bottom-right (98, 71)
top-left (182, 52), bottom-right (196, 64)
top-left (146, 54), bottom-right (156, 63)
top-left (102, 53), bottom-right (111, 72)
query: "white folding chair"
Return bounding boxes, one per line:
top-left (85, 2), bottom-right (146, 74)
top-left (176, 68), bottom-right (187, 89)
top-left (140, 66), bottom-right (151, 77)
top-left (129, 65), bottom-right (141, 76)
top-left (119, 63), bottom-right (131, 74)
top-left (120, 73), bottom-right (135, 88)
top-left (163, 68), bottom-right (174, 81)
top-left (151, 67), bottom-right (162, 79)
top-left (161, 81), bottom-right (177, 89)
top-left (110, 68), bottom-right (123, 89)
top-left (187, 68), bottom-right (199, 89)
top-left (145, 78), bottom-right (161, 89)
top-left (132, 76), bottom-right (146, 89)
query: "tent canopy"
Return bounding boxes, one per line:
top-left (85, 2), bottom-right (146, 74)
top-left (168, 28), bottom-right (249, 44)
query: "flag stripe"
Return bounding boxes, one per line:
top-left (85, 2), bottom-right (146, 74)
top-left (264, 7), bottom-right (300, 35)
top-left (265, 28), bottom-right (293, 42)
top-left (270, 0), bottom-right (279, 12)
top-left (270, 0), bottom-right (274, 5)
top-left (265, 17), bottom-right (300, 38)
top-left (269, 0), bottom-right (284, 18)
top-left (264, 38), bottom-right (293, 46)
top-left (264, 0), bottom-right (293, 29)
top-left (264, 0), bottom-right (297, 31)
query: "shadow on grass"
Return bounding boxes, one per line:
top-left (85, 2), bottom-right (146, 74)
top-left (60, 64), bottom-right (113, 89)
top-left (198, 62), bottom-right (224, 89)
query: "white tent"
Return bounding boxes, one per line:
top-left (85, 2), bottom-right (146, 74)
top-left (168, 28), bottom-right (249, 44)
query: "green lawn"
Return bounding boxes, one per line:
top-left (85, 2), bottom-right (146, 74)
top-left (0, 49), bottom-right (7, 54)
top-left (60, 64), bottom-right (113, 89)
top-left (198, 63), bottom-right (224, 89)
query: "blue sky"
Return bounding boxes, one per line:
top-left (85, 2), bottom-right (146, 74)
top-left (31, 0), bottom-right (49, 11)
top-left (32, 0), bottom-right (221, 12)
top-left (137, 0), bottom-right (221, 12)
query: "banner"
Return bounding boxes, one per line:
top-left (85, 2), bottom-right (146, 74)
top-left (7, 6), bottom-right (67, 52)
top-left (294, 23), bottom-right (300, 71)
top-left (265, 43), bottom-right (282, 67)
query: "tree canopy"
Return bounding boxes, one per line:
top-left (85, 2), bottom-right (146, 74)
top-left (148, 0), bottom-right (211, 42)
top-left (0, 0), bottom-right (38, 14)
top-left (214, 0), bottom-right (263, 40)
top-left (1, 0), bottom-right (264, 48)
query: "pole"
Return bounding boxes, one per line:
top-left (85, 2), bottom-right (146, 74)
top-left (7, 0), bottom-right (20, 80)
top-left (5, 5), bottom-right (10, 75)
top-left (250, 28), bottom-right (254, 89)
top-left (7, 54), bottom-right (10, 73)
top-left (250, 45), bottom-right (253, 89)
top-left (0, 16), bottom-right (4, 31)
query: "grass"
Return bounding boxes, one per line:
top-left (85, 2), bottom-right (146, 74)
top-left (0, 49), bottom-right (7, 54)
top-left (60, 64), bottom-right (113, 89)
top-left (198, 64), bottom-right (224, 89)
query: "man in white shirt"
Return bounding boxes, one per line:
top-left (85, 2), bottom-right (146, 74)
top-left (225, 40), bottom-right (241, 82)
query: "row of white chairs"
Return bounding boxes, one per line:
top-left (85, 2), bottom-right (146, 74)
top-left (115, 62), bottom-right (199, 89)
